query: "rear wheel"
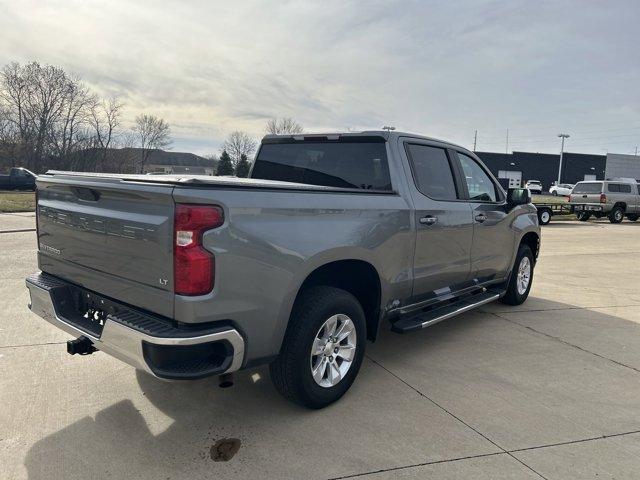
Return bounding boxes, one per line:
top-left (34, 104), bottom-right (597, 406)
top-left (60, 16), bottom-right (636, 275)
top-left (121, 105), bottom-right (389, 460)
top-left (577, 212), bottom-right (591, 221)
top-left (270, 286), bottom-right (366, 409)
top-left (501, 244), bottom-right (534, 306)
top-left (609, 206), bottom-right (624, 224)
top-left (552, 190), bottom-right (558, 196)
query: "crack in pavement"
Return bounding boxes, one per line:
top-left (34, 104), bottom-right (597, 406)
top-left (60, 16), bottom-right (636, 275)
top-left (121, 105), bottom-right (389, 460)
top-left (486, 303), bottom-right (640, 314)
top-left (0, 228), bottom-right (36, 234)
top-left (362, 355), bottom-right (549, 480)
top-left (491, 312), bottom-right (640, 375)
top-left (327, 422), bottom-right (640, 480)
top-left (0, 341), bottom-right (66, 349)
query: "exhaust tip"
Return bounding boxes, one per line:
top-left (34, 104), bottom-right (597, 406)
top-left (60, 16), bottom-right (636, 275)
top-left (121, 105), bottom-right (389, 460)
top-left (218, 373), bottom-right (234, 388)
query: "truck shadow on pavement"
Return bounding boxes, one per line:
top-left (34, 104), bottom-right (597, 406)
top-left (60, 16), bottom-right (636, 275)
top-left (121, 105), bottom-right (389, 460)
top-left (23, 297), bottom-right (640, 479)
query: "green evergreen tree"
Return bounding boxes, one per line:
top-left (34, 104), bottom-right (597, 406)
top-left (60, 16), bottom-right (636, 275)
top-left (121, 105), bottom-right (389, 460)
top-left (216, 150), bottom-right (234, 176)
top-left (235, 154), bottom-right (251, 178)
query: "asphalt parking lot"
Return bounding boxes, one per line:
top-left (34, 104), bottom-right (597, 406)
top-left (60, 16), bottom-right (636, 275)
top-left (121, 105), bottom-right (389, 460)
top-left (2, 212), bottom-right (640, 480)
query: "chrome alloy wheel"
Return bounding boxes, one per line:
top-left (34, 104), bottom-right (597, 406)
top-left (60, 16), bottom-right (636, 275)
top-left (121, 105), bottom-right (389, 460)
top-left (615, 209), bottom-right (623, 221)
top-left (517, 256), bottom-right (531, 295)
top-left (310, 314), bottom-right (357, 388)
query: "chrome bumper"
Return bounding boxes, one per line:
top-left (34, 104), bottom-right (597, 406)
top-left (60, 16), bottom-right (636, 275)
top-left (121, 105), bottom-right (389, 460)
top-left (26, 273), bottom-right (245, 378)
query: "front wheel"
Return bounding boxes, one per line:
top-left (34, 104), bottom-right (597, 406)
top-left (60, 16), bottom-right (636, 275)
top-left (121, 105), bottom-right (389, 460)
top-left (270, 286), bottom-right (366, 409)
top-left (500, 244), bottom-right (534, 306)
top-left (609, 206), bottom-right (624, 224)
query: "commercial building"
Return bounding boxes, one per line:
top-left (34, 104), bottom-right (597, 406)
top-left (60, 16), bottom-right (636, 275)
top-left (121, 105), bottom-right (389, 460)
top-left (474, 150), bottom-right (632, 191)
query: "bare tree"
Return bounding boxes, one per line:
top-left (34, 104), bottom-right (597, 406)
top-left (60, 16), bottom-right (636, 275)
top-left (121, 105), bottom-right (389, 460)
top-left (49, 77), bottom-right (96, 162)
top-left (222, 131), bottom-right (256, 165)
top-left (89, 96), bottom-right (123, 170)
top-left (0, 62), bottom-right (77, 171)
top-left (265, 117), bottom-right (303, 135)
top-left (134, 114), bottom-right (171, 173)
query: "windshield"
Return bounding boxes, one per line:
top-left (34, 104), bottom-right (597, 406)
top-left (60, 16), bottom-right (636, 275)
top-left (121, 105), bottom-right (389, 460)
top-left (251, 139), bottom-right (392, 190)
top-left (573, 182), bottom-right (602, 194)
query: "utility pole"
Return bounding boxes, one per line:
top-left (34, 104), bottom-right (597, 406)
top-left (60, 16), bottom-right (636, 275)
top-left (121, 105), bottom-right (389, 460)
top-left (506, 129), bottom-right (509, 154)
top-left (557, 133), bottom-right (570, 184)
top-left (473, 130), bottom-right (477, 151)
top-left (635, 145), bottom-right (638, 156)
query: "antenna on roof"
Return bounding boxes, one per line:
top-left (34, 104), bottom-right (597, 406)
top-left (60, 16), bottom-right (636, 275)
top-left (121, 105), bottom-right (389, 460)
top-left (382, 126), bottom-right (395, 131)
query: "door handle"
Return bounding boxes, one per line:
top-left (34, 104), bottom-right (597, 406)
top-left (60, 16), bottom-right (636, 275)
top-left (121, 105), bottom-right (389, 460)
top-left (419, 215), bottom-right (437, 226)
top-left (474, 213), bottom-right (487, 223)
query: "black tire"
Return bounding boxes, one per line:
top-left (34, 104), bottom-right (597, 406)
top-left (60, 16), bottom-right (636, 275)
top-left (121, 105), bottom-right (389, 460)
top-left (538, 208), bottom-right (552, 225)
top-left (270, 286), bottom-right (366, 409)
top-left (500, 244), bottom-right (534, 306)
top-left (552, 191), bottom-right (558, 196)
top-left (609, 206), bottom-right (624, 224)
top-left (577, 212), bottom-right (591, 221)
top-left (626, 214), bottom-right (638, 222)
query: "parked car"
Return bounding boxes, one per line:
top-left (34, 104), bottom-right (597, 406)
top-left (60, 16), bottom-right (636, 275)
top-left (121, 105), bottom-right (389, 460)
top-left (0, 167), bottom-right (36, 190)
top-left (549, 183), bottom-right (574, 196)
top-left (25, 131), bottom-right (540, 408)
top-left (524, 180), bottom-right (543, 194)
top-left (569, 181), bottom-right (640, 223)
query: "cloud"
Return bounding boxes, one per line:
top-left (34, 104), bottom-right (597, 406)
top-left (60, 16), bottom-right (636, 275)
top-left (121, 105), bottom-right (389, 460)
top-left (1, 0), bottom-right (638, 155)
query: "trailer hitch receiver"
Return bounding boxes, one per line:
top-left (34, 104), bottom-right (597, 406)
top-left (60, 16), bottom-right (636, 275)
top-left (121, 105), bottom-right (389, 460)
top-left (67, 336), bottom-right (97, 355)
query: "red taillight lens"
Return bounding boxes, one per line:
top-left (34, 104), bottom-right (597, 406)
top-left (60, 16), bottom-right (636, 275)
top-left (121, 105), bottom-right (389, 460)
top-left (600, 193), bottom-right (607, 204)
top-left (174, 204), bottom-right (224, 296)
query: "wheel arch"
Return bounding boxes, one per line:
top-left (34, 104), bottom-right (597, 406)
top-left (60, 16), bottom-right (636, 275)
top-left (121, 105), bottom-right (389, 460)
top-left (520, 231), bottom-right (540, 262)
top-left (292, 259), bottom-right (382, 343)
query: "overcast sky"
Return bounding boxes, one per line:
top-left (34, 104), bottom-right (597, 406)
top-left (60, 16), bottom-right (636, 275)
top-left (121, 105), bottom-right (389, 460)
top-left (1, 0), bottom-right (638, 156)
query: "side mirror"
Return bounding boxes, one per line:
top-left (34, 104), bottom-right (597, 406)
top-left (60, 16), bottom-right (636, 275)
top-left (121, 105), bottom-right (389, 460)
top-left (507, 187), bottom-right (531, 207)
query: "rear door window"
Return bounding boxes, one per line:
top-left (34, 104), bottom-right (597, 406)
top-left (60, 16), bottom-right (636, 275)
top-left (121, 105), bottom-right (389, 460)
top-left (573, 182), bottom-right (603, 193)
top-left (405, 144), bottom-right (458, 200)
top-left (251, 139), bottom-right (392, 190)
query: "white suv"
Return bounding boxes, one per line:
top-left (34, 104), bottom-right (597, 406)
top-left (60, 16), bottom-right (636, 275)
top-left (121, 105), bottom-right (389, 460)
top-left (524, 180), bottom-right (543, 194)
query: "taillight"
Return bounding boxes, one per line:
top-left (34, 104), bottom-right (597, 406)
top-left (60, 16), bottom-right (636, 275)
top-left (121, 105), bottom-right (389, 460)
top-left (600, 193), bottom-right (607, 204)
top-left (174, 204), bottom-right (224, 296)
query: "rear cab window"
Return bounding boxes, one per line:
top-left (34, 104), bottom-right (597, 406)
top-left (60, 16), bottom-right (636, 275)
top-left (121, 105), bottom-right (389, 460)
top-left (573, 182), bottom-right (603, 194)
top-left (251, 137), bottom-right (392, 191)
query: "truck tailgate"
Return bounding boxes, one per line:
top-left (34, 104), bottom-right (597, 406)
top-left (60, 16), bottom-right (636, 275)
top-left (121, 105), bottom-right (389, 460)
top-left (36, 175), bottom-right (175, 318)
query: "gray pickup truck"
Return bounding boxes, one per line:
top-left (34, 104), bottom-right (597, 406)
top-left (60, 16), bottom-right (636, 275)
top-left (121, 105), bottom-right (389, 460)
top-left (570, 180), bottom-right (640, 223)
top-left (26, 131), bottom-right (540, 408)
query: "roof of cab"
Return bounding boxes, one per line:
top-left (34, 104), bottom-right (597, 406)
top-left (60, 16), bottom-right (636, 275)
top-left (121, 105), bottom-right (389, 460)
top-left (261, 130), bottom-right (474, 155)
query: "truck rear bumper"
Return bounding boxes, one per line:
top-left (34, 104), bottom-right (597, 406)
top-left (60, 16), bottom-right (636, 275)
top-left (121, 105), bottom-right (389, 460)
top-left (25, 272), bottom-right (245, 379)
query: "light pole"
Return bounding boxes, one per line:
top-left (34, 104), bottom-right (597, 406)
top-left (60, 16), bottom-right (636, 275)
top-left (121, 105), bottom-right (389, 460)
top-left (557, 133), bottom-right (570, 184)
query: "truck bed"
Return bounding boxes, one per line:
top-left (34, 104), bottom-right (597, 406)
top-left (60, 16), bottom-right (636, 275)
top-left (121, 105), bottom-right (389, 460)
top-left (44, 170), bottom-right (397, 195)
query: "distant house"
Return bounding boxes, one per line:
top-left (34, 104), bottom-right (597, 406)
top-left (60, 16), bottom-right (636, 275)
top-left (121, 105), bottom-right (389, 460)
top-left (64, 147), bottom-right (217, 175)
top-left (142, 149), bottom-right (216, 175)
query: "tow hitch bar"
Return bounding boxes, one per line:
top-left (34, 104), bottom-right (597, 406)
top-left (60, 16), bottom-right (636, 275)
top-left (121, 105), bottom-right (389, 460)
top-left (67, 336), bottom-right (97, 355)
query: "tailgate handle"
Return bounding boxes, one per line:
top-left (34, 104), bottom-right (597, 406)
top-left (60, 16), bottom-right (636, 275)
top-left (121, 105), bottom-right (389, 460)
top-left (72, 187), bottom-right (101, 201)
